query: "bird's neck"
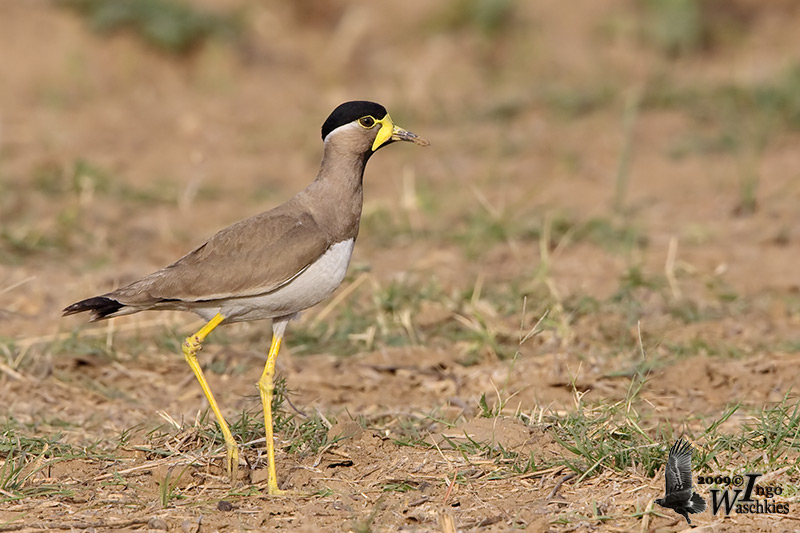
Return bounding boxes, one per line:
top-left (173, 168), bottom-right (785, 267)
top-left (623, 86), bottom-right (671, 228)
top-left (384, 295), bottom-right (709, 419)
top-left (301, 144), bottom-right (368, 243)
top-left (316, 141), bottom-right (370, 188)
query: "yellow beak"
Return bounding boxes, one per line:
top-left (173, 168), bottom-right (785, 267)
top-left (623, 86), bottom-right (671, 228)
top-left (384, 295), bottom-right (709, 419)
top-left (372, 114), bottom-right (430, 151)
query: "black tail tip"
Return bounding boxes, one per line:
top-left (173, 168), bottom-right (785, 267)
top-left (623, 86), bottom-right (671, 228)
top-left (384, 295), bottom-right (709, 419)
top-left (690, 492), bottom-right (706, 512)
top-left (63, 296), bottom-right (124, 320)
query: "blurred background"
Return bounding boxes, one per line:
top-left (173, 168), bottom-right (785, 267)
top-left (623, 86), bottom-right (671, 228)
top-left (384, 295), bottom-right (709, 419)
top-left (0, 0), bottom-right (799, 528)
top-left (2, 0), bottom-right (799, 316)
top-left (3, 0), bottom-right (800, 430)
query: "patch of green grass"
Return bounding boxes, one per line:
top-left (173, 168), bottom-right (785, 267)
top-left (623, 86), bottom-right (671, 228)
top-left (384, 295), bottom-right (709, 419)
top-left (643, 64), bottom-right (800, 138)
top-left (601, 266), bottom-right (667, 330)
top-left (31, 158), bottom-right (111, 198)
top-left (272, 376), bottom-right (336, 456)
top-left (705, 276), bottom-right (739, 303)
top-left (65, 0), bottom-right (242, 54)
top-left (152, 326), bottom-right (186, 356)
top-left (292, 278), bottom-right (450, 357)
top-left (550, 376), bottom-right (666, 480)
top-left (735, 164), bottom-right (759, 216)
top-left (0, 421), bottom-right (104, 502)
top-left (0, 158), bottom-right (195, 263)
top-left (454, 208), bottom-right (644, 261)
top-left (640, 0), bottom-right (705, 57)
top-left (132, 376), bottom-right (334, 466)
top-left (0, 450), bottom-right (74, 502)
top-left (545, 365), bottom-right (799, 492)
top-left (69, 159), bottom-right (182, 205)
top-left (740, 394), bottom-right (800, 468)
top-left (774, 340), bottom-right (800, 354)
top-left (347, 502), bottom-right (382, 533)
top-left (616, 265), bottom-right (665, 297)
top-left (667, 299), bottom-right (716, 324)
top-left (158, 466), bottom-right (189, 507)
top-left (375, 402), bottom-right (550, 479)
top-left (574, 217), bottom-right (647, 252)
top-left (662, 338), bottom-right (748, 359)
top-left (538, 85), bottom-right (616, 119)
top-left (562, 294), bottom-right (602, 321)
top-left (478, 393), bottom-right (501, 418)
top-left (639, 0), bottom-right (752, 58)
top-left (384, 414), bottom-right (440, 449)
top-left (436, 0), bottom-right (515, 37)
top-left (382, 481), bottom-right (417, 493)
top-left (0, 226), bottom-right (66, 260)
top-left (454, 209), bottom-right (511, 259)
top-left (667, 129), bottom-right (738, 159)
top-left (361, 208), bottom-right (412, 247)
top-left (49, 332), bottom-right (119, 360)
top-left (438, 429), bottom-right (550, 479)
top-left (689, 396), bottom-right (800, 482)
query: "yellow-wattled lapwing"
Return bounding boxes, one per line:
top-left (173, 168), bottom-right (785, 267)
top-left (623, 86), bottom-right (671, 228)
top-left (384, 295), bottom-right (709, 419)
top-left (63, 101), bottom-right (428, 495)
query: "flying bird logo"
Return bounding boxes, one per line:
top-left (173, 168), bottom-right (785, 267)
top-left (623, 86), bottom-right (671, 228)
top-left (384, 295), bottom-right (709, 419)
top-left (655, 439), bottom-right (707, 525)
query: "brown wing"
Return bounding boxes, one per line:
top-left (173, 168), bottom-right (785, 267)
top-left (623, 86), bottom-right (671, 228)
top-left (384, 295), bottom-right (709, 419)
top-left (109, 202), bottom-right (330, 306)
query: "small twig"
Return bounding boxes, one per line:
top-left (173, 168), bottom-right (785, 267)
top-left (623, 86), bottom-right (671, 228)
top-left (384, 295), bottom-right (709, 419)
top-left (640, 498), bottom-right (654, 533)
top-left (442, 470), bottom-right (458, 504)
top-left (408, 495), bottom-right (429, 507)
top-left (438, 510), bottom-right (457, 533)
top-left (520, 309), bottom-right (548, 346)
top-left (19, 443), bottom-right (49, 489)
top-left (548, 473), bottom-right (576, 499)
top-left (665, 235), bottom-right (681, 300)
top-left (283, 392), bottom-right (307, 417)
top-left (311, 272), bottom-right (369, 326)
top-left (314, 407), bottom-right (333, 429)
top-left (0, 276), bottom-right (35, 297)
top-left (469, 184), bottom-right (501, 219)
top-left (519, 465), bottom-right (562, 480)
top-left (105, 314), bottom-right (115, 350)
top-left (0, 518), bottom-right (149, 532)
top-left (612, 88), bottom-right (641, 213)
top-left (0, 361), bottom-right (27, 381)
top-left (636, 321), bottom-right (646, 361)
top-left (757, 465), bottom-right (792, 484)
top-left (17, 317), bottom-right (202, 350)
top-left (92, 455), bottom-right (200, 482)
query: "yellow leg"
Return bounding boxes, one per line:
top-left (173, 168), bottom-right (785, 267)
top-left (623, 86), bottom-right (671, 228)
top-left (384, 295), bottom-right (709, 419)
top-left (257, 333), bottom-right (290, 495)
top-left (182, 313), bottom-right (238, 481)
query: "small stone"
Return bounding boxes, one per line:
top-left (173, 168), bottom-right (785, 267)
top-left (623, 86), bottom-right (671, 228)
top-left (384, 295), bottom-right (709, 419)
top-left (147, 517), bottom-right (169, 530)
top-left (181, 516), bottom-right (202, 533)
top-left (217, 500), bottom-right (234, 512)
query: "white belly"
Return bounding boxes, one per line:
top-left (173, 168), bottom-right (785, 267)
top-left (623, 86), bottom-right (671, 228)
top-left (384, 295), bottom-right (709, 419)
top-left (195, 239), bottom-right (355, 323)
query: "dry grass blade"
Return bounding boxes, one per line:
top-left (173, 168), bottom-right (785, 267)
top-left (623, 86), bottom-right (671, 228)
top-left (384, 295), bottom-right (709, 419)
top-left (0, 276), bottom-right (35, 298)
top-left (438, 510), bottom-right (457, 533)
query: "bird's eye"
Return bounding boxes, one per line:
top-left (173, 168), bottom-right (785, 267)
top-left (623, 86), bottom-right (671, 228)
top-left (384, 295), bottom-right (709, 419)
top-left (359, 116), bottom-right (376, 128)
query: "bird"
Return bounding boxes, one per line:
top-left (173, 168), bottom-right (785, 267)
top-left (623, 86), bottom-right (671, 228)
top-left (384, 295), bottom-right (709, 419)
top-left (654, 439), bottom-right (706, 525)
top-left (63, 101), bottom-right (429, 495)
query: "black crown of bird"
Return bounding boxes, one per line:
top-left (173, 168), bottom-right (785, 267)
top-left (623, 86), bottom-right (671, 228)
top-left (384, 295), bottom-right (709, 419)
top-left (655, 439), bottom-right (707, 525)
top-left (63, 101), bottom-right (429, 495)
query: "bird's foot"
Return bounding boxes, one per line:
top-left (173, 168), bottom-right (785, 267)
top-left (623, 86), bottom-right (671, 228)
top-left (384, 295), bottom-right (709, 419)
top-left (225, 443), bottom-right (239, 484)
top-left (267, 482), bottom-right (300, 497)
